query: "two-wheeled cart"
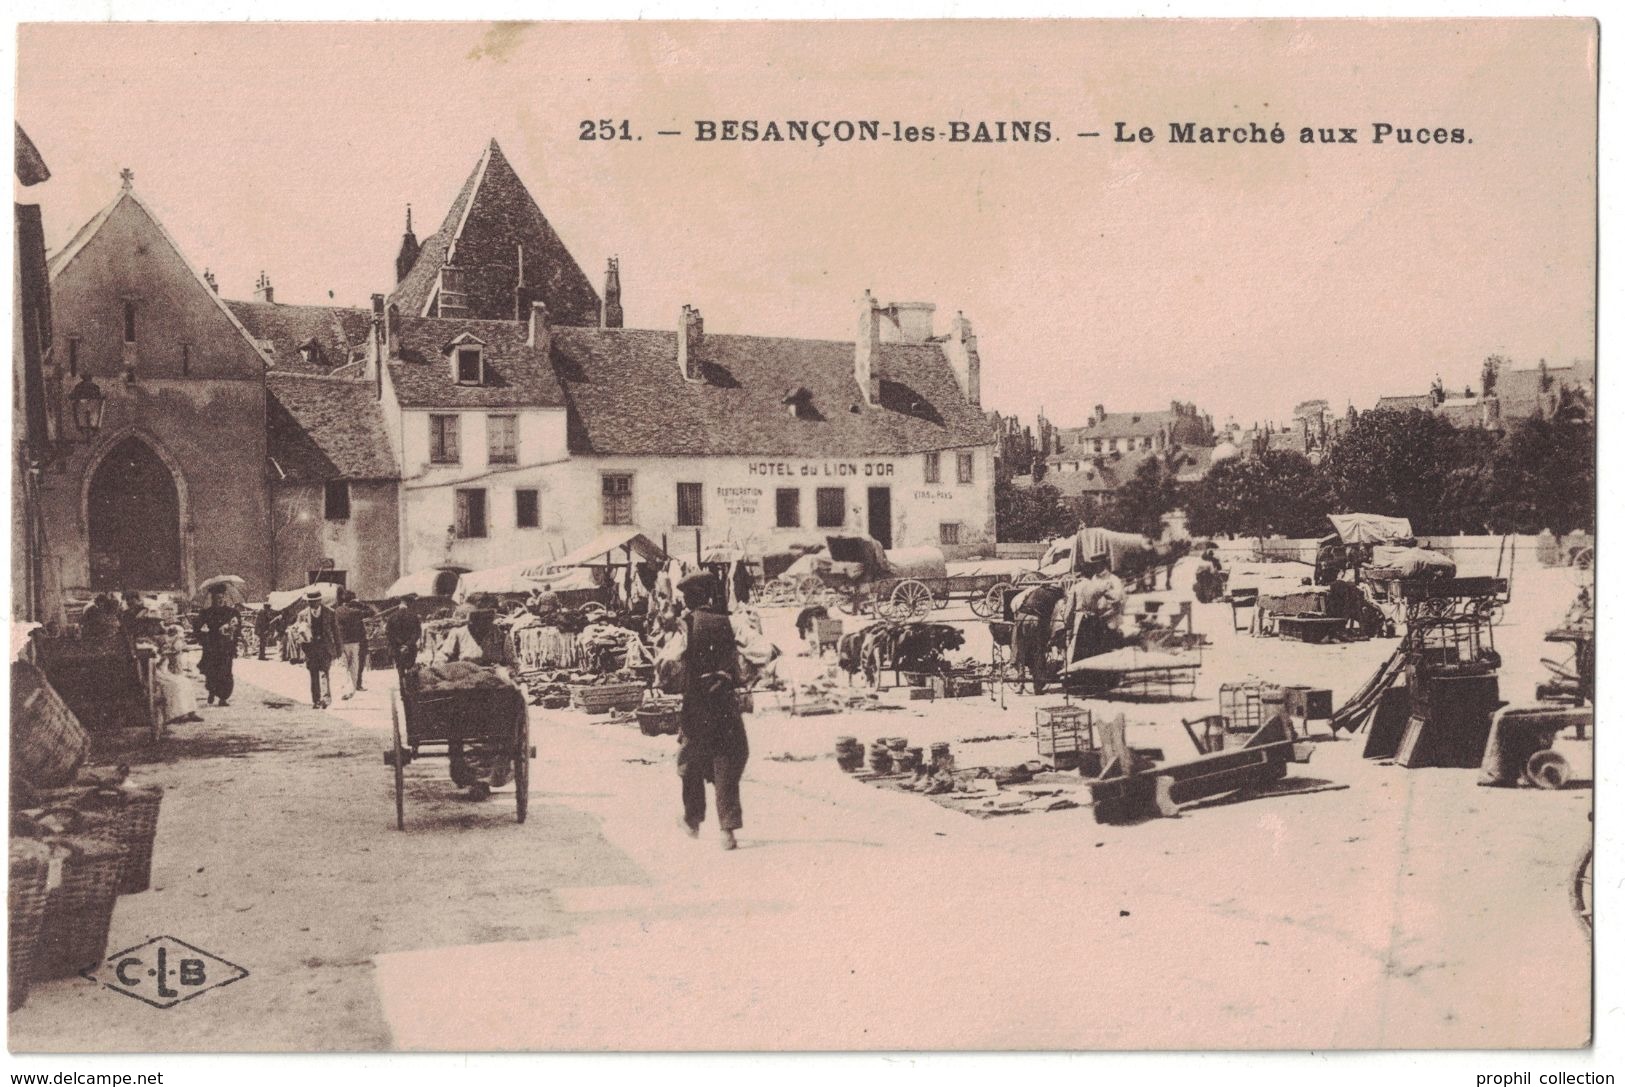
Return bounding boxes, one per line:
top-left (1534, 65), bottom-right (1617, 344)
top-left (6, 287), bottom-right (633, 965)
top-left (386, 670), bottom-right (532, 829)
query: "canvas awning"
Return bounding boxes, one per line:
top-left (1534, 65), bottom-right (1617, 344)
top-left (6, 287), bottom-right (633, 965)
top-left (268, 582), bottom-right (340, 611)
top-left (461, 560), bottom-right (600, 597)
top-left (546, 529), bottom-right (667, 571)
top-left (383, 566), bottom-right (468, 601)
top-left (1328, 514), bottom-right (1414, 545)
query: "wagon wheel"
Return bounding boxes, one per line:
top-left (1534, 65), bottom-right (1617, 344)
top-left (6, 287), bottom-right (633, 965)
top-left (1572, 846), bottom-right (1593, 932)
top-left (514, 710), bottom-right (530, 825)
top-left (1014, 570), bottom-right (1045, 587)
top-left (969, 583), bottom-right (1003, 618)
top-left (1572, 546), bottom-right (1594, 572)
top-left (390, 691), bottom-right (406, 831)
top-left (795, 575), bottom-right (826, 605)
top-left (891, 579), bottom-right (935, 620)
top-left (835, 585), bottom-right (865, 616)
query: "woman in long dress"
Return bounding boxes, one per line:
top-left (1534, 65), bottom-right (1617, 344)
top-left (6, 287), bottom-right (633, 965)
top-left (194, 585), bottom-right (240, 707)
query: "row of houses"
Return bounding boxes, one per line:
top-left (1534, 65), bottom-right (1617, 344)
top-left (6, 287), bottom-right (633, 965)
top-left (16, 133), bottom-right (998, 613)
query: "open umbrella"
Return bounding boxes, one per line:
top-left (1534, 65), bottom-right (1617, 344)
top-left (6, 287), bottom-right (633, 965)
top-left (195, 574), bottom-right (247, 606)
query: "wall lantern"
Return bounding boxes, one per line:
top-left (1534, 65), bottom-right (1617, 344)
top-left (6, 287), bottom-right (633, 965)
top-left (68, 376), bottom-right (107, 439)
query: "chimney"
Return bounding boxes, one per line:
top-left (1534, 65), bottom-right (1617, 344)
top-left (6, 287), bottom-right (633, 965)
top-left (678, 305), bottom-right (704, 381)
top-left (527, 300), bottom-right (550, 350)
top-left (254, 271), bottom-right (274, 304)
top-left (941, 311), bottom-right (981, 407)
top-left (1094, 404), bottom-right (1107, 424)
top-left (513, 244), bottom-right (535, 321)
top-left (203, 268), bottom-right (218, 294)
top-left (854, 290), bottom-right (881, 406)
top-left (395, 205), bottom-right (420, 284)
top-left (601, 257), bottom-right (624, 329)
top-left (437, 265), bottom-right (469, 318)
top-left (885, 301), bottom-right (936, 343)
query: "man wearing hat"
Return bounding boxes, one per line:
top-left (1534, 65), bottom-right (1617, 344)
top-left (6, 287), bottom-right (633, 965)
top-left (1062, 550), bottom-right (1126, 666)
top-left (674, 570), bottom-right (750, 850)
top-left (302, 589), bottom-right (343, 709)
top-left (195, 584), bottom-right (241, 707)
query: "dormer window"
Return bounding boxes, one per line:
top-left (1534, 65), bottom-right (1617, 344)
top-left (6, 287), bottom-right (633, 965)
top-left (443, 332), bottom-right (488, 385)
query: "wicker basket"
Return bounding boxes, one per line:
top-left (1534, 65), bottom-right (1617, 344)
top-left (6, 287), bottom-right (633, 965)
top-left (36, 834), bottom-right (125, 980)
top-left (10, 661), bottom-right (91, 789)
top-left (635, 700), bottom-right (682, 737)
top-left (571, 682), bottom-right (646, 714)
top-left (9, 839), bottom-right (52, 1011)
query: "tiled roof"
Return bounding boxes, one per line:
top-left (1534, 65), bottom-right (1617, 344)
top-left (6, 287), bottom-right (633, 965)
top-left (1062, 410), bottom-right (1178, 442)
top-left (1040, 449), bottom-right (1156, 495)
top-left (549, 326), bottom-right (993, 457)
top-left (390, 139), bottom-right (600, 326)
top-left (1373, 394), bottom-right (1432, 412)
top-left (227, 300), bottom-right (371, 374)
top-left (267, 373), bottom-right (398, 481)
top-left (386, 315), bottom-right (567, 408)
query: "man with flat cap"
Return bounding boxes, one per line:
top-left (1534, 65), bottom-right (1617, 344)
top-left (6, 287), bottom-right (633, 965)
top-left (674, 570), bottom-right (750, 850)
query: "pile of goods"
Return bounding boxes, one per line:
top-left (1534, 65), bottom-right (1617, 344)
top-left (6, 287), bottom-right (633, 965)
top-left (10, 661), bottom-right (164, 1012)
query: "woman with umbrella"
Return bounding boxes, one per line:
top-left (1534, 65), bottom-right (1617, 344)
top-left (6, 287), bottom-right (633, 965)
top-left (195, 575), bottom-right (245, 707)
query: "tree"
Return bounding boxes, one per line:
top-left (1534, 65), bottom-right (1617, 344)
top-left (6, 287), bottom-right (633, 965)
top-left (1103, 456), bottom-right (1179, 538)
top-left (1185, 450), bottom-right (1330, 541)
top-left (1481, 354), bottom-right (1506, 397)
top-left (1320, 408), bottom-right (1479, 534)
top-left (995, 479), bottom-right (1078, 542)
top-left (1487, 416), bottom-right (1595, 535)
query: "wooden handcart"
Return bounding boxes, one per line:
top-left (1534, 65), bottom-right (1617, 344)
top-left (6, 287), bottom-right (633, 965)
top-left (386, 671), bottom-right (533, 829)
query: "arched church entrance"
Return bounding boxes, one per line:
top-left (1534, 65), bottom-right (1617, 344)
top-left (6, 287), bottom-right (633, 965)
top-left (87, 436), bottom-right (183, 590)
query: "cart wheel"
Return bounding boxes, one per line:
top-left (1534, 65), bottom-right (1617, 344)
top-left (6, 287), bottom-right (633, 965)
top-left (892, 580), bottom-right (934, 621)
top-left (1525, 749), bottom-right (1571, 790)
top-left (969, 584), bottom-right (1000, 619)
top-left (390, 691), bottom-right (406, 830)
top-left (796, 575), bottom-right (825, 605)
top-left (514, 712), bottom-right (530, 825)
top-left (1014, 571), bottom-right (1044, 588)
top-left (835, 588), bottom-right (864, 616)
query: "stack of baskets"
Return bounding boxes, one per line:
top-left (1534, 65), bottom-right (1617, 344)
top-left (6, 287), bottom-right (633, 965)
top-left (9, 661), bottom-right (165, 1012)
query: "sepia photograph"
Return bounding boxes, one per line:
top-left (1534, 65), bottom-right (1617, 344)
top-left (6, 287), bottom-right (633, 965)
top-left (7, 14), bottom-right (1600, 1061)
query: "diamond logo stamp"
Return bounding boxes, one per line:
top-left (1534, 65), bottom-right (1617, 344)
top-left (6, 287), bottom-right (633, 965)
top-left (80, 936), bottom-right (249, 1009)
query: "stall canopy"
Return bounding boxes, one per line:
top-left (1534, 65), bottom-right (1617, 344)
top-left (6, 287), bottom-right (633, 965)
top-left (1328, 514), bottom-right (1415, 546)
top-left (268, 582), bottom-right (340, 612)
top-left (460, 560), bottom-right (599, 597)
top-left (545, 529), bottom-right (667, 571)
top-left (383, 565), bottom-right (469, 601)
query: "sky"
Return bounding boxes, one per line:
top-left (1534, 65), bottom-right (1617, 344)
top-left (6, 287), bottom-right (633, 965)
top-left (15, 19), bottom-right (1597, 428)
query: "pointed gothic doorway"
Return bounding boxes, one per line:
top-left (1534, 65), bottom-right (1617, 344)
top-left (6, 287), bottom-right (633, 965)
top-left (87, 436), bottom-right (183, 590)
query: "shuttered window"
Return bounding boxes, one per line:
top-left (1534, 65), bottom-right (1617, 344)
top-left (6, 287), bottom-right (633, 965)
top-left (487, 415), bottom-right (517, 464)
top-left (957, 452), bottom-right (975, 483)
top-left (676, 482), bottom-right (704, 527)
top-left (429, 414), bottom-right (460, 464)
top-left (816, 487), bottom-right (845, 528)
top-left (939, 522), bottom-right (962, 546)
top-left (923, 452), bottom-right (941, 483)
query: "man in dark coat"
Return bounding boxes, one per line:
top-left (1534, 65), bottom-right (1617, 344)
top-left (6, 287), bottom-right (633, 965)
top-left (384, 598), bottom-right (424, 679)
top-left (194, 585), bottom-right (240, 707)
top-left (303, 589), bottom-right (343, 709)
top-left (675, 571), bottom-right (749, 850)
top-left (1011, 581), bottom-right (1065, 694)
top-left (254, 604), bottom-right (274, 660)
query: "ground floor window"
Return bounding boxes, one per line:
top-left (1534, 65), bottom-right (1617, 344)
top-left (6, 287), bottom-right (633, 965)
top-left (516, 488), bottom-right (539, 529)
top-left (602, 473), bottom-right (633, 525)
top-left (323, 479), bottom-right (351, 521)
top-left (776, 488), bottom-right (800, 528)
top-left (816, 487), bottom-right (845, 528)
top-left (939, 522), bottom-right (962, 546)
top-left (455, 488), bottom-right (488, 538)
top-left (677, 482), bottom-right (704, 526)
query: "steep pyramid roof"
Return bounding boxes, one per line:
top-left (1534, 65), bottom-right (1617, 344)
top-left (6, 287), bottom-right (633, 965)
top-left (391, 139), bottom-right (600, 326)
